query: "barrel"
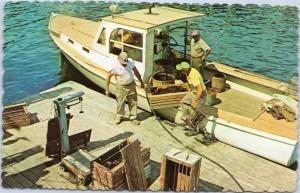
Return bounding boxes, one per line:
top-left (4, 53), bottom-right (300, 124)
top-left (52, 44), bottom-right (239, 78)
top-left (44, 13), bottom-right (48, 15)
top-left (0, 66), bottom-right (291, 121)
top-left (151, 71), bottom-right (175, 87)
top-left (211, 73), bottom-right (226, 92)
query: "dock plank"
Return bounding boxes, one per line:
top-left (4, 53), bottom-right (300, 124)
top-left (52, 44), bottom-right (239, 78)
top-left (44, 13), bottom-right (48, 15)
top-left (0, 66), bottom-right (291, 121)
top-left (2, 81), bottom-right (296, 192)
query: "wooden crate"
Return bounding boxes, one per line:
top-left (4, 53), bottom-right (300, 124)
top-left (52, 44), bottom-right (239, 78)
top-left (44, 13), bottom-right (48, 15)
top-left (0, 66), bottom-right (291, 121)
top-left (2, 103), bottom-right (32, 129)
top-left (160, 148), bottom-right (201, 191)
top-left (148, 83), bottom-right (189, 109)
top-left (91, 139), bottom-right (150, 190)
top-left (62, 149), bottom-right (94, 185)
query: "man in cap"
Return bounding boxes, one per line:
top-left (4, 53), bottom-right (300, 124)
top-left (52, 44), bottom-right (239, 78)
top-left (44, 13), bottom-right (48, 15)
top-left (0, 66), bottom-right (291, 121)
top-left (105, 52), bottom-right (145, 125)
top-left (176, 61), bottom-right (207, 136)
top-left (190, 30), bottom-right (211, 75)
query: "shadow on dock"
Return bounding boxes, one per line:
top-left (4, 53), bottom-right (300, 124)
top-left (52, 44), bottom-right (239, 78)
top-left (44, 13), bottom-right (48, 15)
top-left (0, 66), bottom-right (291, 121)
top-left (3, 137), bottom-right (30, 146)
top-left (86, 132), bottom-right (134, 152)
top-left (2, 145), bottom-right (44, 167)
top-left (198, 179), bottom-right (224, 191)
top-left (2, 159), bottom-right (60, 189)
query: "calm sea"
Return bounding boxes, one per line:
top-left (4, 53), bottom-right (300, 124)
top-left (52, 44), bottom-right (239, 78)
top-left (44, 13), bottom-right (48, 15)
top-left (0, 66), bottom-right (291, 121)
top-left (3, 1), bottom-right (298, 105)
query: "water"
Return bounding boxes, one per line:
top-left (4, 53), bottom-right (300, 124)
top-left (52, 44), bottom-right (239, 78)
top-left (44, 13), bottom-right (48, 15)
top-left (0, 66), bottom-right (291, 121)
top-left (3, 1), bottom-right (298, 105)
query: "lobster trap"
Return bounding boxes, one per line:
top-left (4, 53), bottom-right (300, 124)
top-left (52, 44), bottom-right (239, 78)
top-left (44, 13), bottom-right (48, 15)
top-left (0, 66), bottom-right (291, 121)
top-left (91, 139), bottom-right (151, 190)
top-left (148, 83), bottom-right (189, 109)
top-left (160, 148), bottom-right (201, 191)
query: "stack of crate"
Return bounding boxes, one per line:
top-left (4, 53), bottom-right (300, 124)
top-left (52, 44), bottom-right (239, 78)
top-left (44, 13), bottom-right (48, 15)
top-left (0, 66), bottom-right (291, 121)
top-left (91, 139), bottom-right (151, 190)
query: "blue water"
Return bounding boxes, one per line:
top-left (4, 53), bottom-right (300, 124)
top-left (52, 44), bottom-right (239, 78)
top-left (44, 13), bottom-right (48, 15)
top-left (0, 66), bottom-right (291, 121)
top-left (3, 2), bottom-right (298, 105)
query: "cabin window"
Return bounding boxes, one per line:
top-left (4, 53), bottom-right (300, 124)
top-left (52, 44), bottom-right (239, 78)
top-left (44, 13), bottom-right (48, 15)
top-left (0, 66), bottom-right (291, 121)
top-left (123, 30), bottom-right (143, 48)
top-left (82, 47), bottom-right (90, 53)
top-left (97, 28), bottom-right (106, 45)
top-left (68, 39), bottom-right (74, 44)
top-left (109, 28), bottom-right (143, 62)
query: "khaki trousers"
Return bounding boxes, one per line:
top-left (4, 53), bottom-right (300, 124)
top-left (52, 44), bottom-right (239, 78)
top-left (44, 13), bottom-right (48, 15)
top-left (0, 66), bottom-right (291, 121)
top-left (180, 91), bottom-right (206, 121)
top-left (116, 81), bottom-right (137, 120)
top-left (191, 57), bottom-right (205, 75)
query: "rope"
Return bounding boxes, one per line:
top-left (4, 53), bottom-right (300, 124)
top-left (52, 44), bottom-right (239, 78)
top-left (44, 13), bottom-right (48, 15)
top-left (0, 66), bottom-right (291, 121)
top-left (144, 74), bottom-right (245, 192)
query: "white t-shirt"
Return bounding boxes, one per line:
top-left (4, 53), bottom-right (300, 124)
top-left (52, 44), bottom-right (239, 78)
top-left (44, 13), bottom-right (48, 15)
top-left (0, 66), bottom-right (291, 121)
top-left (109, 60), bottom-right (135, 85)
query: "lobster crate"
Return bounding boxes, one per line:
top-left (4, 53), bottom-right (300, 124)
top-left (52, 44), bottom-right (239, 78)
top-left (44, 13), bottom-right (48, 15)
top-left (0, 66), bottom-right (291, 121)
top-left (2, 103), bottom-right (32, 129)
top-left (91, 139), bottom-right (151, 190)
top-left (148, 83), bottom-right (189, 109)
top-left (160, 148), bottom-right (201, 191)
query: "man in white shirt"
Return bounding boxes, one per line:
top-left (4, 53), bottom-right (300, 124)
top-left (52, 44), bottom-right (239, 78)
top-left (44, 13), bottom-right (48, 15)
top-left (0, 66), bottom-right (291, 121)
top-left (190, 30), bottom-right (212, 75)
top-left (105, 52), bottom-right (145, 125)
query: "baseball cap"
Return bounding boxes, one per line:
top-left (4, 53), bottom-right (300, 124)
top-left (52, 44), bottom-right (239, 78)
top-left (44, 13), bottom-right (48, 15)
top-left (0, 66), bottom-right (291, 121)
top-left (191, 30), bottom-right (199, 36)
top-left (118, 52), bottom-right (128, 64)
top-left (176, 62), bottom-right (191, 71)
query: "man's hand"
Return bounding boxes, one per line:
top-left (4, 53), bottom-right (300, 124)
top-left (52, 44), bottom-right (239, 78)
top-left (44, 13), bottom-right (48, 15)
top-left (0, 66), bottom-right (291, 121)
top-left (191, 99), bottom-right (197, 109)
top-left (201, 48), bottom-right (212, 61)
top-left (133, 67), bottom-right (144, 89)
top-left (141, 82), bottom-right (145, 89)
top-left (105, 89), bottom-right (109, 96)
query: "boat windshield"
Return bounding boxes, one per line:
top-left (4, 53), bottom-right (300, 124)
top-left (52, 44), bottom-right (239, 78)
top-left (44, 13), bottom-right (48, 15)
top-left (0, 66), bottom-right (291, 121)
top-left (109, 28), bottom-right (143, 62)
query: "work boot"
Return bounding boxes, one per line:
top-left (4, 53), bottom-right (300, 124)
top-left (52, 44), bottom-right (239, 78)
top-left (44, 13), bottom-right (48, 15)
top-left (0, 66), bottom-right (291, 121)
top-left (115, 117), bottom-right (122, 125)
top-left (179, 122), bottom-right (188, 127)
top-left (129, 116), bottom-right (140, 125)
top-left (184, 129), bottom-right (199, 137)
top-left (132, 119), bottom-right (140, 125)
top-left (195, 134), bottom-right (216, 145)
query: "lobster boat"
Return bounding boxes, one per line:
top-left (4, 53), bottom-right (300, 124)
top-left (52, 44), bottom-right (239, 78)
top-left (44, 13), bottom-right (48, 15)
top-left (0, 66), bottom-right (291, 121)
top-left (48, 6), bottom-right (297, 166)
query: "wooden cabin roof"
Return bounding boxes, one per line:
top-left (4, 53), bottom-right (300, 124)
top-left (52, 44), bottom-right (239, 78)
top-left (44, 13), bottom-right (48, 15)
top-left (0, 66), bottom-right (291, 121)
top-left (102, 6), bottom-right (204, 30)
top-left (49, 14), bottom-right (99, 50)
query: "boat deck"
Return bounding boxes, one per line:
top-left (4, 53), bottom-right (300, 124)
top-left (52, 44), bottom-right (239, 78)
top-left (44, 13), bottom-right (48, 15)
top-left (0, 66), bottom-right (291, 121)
top-left (2, 81), bottom-right (296, 191)
top-left (214, 87), bottom-right (264, 119)
top-left (203, 87), bottom-right (297, 140)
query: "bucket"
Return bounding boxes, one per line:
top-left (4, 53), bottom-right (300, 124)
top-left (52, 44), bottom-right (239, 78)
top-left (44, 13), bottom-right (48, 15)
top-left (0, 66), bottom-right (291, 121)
top-left (211, 73), bottom-right (226, 92)
top-left (205, 88), bottom-right (217, 106)
top-left (151, 71), bottom-right (175, 87)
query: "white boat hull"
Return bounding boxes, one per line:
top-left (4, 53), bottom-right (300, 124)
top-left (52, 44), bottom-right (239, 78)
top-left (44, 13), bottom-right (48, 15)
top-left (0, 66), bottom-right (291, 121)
top-left (205, 116), bottom-right (297, 166)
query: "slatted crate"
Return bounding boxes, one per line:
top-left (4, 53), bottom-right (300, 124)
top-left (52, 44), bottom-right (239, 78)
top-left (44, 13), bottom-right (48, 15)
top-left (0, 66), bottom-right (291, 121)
top-left (2, 103), bottom-right (32, 129)
top-left (148, 83), bottom-right (189, 109)
top-left (160, 148), bottom-right (201, 191)
top-left (91, 139), bottom-right (151, 190)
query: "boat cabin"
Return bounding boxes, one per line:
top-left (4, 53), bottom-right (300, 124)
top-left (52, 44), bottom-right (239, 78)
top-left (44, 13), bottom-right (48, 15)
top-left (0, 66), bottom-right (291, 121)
top-left (92, 6), bottom-right (204, 82)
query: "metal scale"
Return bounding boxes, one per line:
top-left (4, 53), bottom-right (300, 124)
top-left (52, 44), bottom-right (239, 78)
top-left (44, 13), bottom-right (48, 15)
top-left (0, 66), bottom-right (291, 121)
top-left (45, 91), bottom-right (93, 185)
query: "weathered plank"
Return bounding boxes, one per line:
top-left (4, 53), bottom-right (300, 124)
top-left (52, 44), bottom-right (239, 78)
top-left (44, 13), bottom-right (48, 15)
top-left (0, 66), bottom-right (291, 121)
top-left (120, 139), bottom-right (147, 190)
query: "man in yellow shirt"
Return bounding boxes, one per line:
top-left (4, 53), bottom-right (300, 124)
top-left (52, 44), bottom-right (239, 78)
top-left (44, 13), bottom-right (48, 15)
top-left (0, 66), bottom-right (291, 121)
top-left (190, 30), bottom-right (211, 75)
top-left (176, 62), bottom-right (206, 136)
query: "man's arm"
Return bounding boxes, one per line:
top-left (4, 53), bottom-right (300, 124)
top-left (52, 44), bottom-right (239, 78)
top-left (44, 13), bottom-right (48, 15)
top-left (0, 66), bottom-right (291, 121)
top-left (133, 67), bottom-right (145, 88)
top-left (191, 84), bottom-right (203, 109)
top-left (200, 39), bottom-right (211, 60)
top-left (105, 72), bottom-right (114, 96)
top-left (201, 48), bottom-right (212, 60)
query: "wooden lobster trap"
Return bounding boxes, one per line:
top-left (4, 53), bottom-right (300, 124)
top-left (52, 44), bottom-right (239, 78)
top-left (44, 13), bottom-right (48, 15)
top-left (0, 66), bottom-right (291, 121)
top-left (160, 148), bottom-right (201, 191)
top-left (148, 83), bottom-right (189, 109)
top-left (2, 103), bottom-right (33, 129)
top-left (91, 139), bottom-right (150, 190)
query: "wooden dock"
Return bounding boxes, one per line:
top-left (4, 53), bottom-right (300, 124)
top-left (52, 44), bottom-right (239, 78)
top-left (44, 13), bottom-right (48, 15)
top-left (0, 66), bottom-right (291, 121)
top-left (2, 81), bottom-right (296, 191)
